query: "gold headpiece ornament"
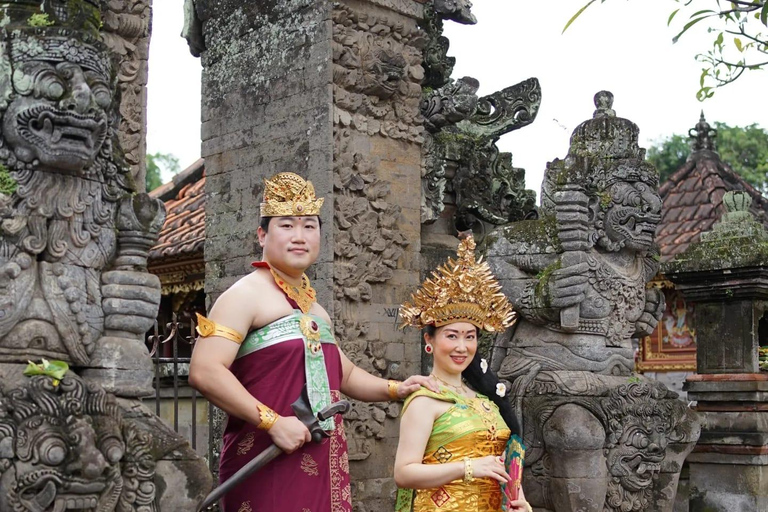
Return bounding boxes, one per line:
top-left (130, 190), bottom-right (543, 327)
top-left (399, 236), bottom-right (516, 332)
top-left (260, 172), bottom-right (324, 217)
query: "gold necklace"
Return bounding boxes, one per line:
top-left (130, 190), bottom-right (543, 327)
top-left (270, 268), bottom-right (316, 314)
top-left (430, 373), bottom-right (468, 395)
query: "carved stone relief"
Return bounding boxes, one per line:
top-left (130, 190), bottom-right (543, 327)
top-left (332, 2), bottom-right (424, 143)
top-left (486, 92), bottom-right (700, 512)
top-left (333, 127), bottom-right (407, 460)
top-left (100, 0), bottom-right (152, 186)
top-left (0, 375), bottom-right (156, 512)
top-left (332, 1), bottom-right (422, 461)
top-left (419, 73), bottom-right (540, 231)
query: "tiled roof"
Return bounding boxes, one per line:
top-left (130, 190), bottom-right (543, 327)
top-left (657, 150), bottom-right (768, 262)
top-left (149, 159), bottom-right (205, 262)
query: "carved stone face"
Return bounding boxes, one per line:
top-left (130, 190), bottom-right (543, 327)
top-left (606, 419), bottom-right (665, 493)
top-left (601, 182), bottom-right (662, 251)
top-left (359, 46), bottom-right (406, 99)
top-left (0, 378), bottom-right (127, 512)
top-left (3, 59), bottom-right (110, 173)
top-left (6, 417), bottom-right (123, 511)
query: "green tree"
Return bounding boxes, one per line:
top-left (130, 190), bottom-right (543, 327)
top-left (648, 122), bottom-right (768, 193)
top-left (565, 1), bottom-right (768, 99)
top-left (647, 134), bottom-right (690, 183)
top-left (145, 152), bottom-right (181, 192)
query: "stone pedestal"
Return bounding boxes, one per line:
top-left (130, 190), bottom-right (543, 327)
top-left (666, 191), bottom-right (768, 512)
top-left (685, 374), bottom-right (768, 511)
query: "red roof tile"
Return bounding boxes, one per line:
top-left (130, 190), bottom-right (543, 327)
top-left (658, 150), bottom-right (768, 262)
top-left (149, 159), bottom-right (205, 262)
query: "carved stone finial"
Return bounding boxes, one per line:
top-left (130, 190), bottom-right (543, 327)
top-left (723, 190), bottom-right (752, 214)
top-left (434, 0), bottom-right (477, 25)
top-left (689, 111), bottom-right (718, 152)
top-left (700, 190), bottom-right (767, 243)
top-left (665, 190), bottom-right (768, 273)
top-left (593, 90), bottom-right (615, 118)
top-left (420, 76), bottom-right (540, 232)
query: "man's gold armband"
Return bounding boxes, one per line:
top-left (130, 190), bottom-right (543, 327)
top-left (195, 313), bottom-right (245, 344)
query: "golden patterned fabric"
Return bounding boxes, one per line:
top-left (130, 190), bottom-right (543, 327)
top-left (399, 236), bottom-right (516, 332)
top-left (399, 387), bottom-right (511, 512)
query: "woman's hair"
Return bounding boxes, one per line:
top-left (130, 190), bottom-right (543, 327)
top-left (425, 324), bottom-right (521, 436)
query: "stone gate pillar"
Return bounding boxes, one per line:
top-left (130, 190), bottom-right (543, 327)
top-left (188, 0), bottom-right (428, 507)
top-left (667, 191), bottom-right (768, 511)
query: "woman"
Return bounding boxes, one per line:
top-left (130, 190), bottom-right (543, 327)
top-left (394, 236), bottom-right (532, 512)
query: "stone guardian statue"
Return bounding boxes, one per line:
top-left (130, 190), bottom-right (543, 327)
top-left (0, 2), bottom-right (211, 510)
top-left (485, 92), bottom-right (701, 512)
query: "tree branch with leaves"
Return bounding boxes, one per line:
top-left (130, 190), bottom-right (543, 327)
top-left (564, 0), bottom-right (768, 100)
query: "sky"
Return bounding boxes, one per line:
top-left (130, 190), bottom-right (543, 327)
top-left (146, 0), bottom-right (768, 199)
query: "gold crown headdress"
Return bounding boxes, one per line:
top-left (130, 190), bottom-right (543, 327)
top-left (260, 172), bottom-right (324, 217)
top-left (399, 236), bottom-right (516, 332)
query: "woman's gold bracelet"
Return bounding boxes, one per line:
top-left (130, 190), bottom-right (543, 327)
top-left (256, 403), bottom-right (279, 431)
top-left (463, 457), bottom-right (474, 483)
top-left (387, 379), bottom-right (402, 400)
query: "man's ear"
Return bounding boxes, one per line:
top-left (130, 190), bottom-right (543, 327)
top-left (257, 226), bottom-right (266, 247)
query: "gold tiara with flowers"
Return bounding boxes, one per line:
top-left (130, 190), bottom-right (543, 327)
top-left (260, 172), bottom-right (324, 217)
top-left (399, 236), bottom-right (516, 332)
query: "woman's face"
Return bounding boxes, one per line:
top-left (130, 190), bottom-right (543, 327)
top-left (425, 322), bottom-right (478, 375)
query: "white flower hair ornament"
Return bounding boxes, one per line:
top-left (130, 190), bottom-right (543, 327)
top-left (480, 358), bottom-right (488, 374)
top-left (496, 383), bottom-right (506, 397)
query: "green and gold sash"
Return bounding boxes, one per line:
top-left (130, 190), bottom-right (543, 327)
top-left (238, 311), bottom-right (336, 431)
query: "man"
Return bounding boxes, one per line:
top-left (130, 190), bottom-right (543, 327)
top-left (189, 172), bottom-right (436, 512)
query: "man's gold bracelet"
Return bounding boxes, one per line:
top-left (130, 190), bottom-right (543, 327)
top-left (463, 457), bottom-right (474, 483)
top-left (256, 403), bottom-right (279, 431)
top-left (387, 379), bottom-right (402, 400)
top-left (195, 313), bottom-right (245, 344)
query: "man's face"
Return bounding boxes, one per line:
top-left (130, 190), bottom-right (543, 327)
top-left (258, 216), bottom-right (321, 274)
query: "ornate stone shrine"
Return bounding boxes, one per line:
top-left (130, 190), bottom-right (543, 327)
top-left (485, 92), bottom-right (701, 512)
top-left (666, 191), bottom-right (768, 511)
top-left (0, 2), bottom-right (211, 510)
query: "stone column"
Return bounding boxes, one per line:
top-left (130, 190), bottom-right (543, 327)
top-left (101, 0), bottom-right (152, 190)
top-left (666, 191), bottom-right (768, 511)
top-left (192, 0), bottom-right (427, 507)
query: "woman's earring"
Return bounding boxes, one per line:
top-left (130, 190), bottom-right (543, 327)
top-left (424, 343), bottom-right (433, 354)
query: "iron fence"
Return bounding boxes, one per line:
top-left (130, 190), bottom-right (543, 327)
top-left (146, 314), bottom-right (221, 509)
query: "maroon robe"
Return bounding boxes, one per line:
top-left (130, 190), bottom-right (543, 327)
top-left (219, 297), bottom-right (352, 512)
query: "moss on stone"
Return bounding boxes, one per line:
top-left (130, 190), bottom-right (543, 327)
top-left (535, 258), bottom-right (561, 308)
top-left (599, 191), bottom-right (612, 209)
top-left (0, 164), bottom-right (17, 195)
top-left (27, 13), bottom-right (54, 27)
top-left (664, 235), bottom-right (768, 273)
top-left (497, 214), bottom-right (562, 254)
top-left (434, 130), bottom-right (485, 148)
